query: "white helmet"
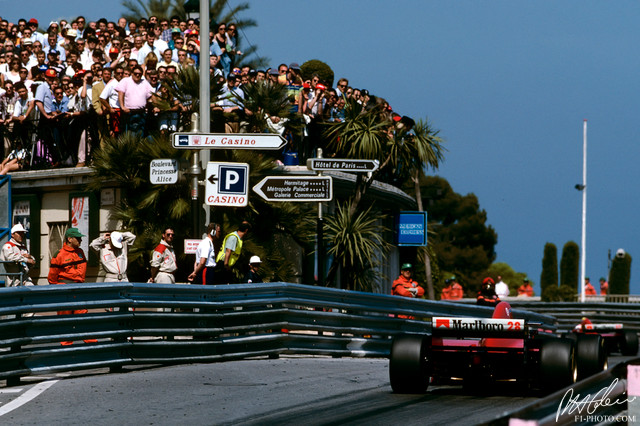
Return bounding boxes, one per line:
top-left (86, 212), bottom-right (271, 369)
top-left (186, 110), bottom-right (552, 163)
top-left (249, 255), bottom-right (262, 264)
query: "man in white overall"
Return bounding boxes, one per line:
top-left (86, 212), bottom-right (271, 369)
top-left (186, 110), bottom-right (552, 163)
top-left (90, 230), bottom-right (136, 282)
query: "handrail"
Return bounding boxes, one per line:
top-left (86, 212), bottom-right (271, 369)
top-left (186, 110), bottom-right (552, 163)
top-left (0, 282), bottom-right (555, 385)
top-left (0, 260), bottom-right (27, 286)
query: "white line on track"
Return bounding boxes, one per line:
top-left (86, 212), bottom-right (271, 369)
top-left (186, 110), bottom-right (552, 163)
top-left (0, 380), bottom-right (58, 416)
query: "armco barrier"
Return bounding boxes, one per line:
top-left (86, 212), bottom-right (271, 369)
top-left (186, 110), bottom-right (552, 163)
top-left (0, 282), bottom-right (555, 385)
top-left (504, 300), bottom-right (640, 332)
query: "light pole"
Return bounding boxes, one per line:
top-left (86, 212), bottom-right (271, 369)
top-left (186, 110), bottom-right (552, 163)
top-left (576, 120), bottom-right (587, 303)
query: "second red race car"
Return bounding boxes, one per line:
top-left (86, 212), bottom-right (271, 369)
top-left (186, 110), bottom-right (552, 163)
top-left (567, 318), bottom-right (639, 356)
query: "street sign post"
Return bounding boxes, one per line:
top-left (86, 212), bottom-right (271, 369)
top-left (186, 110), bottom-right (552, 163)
top-left (306, 158), bottom-right (379, 172)
top-left (253, 176), bottom-right (333, 202)
top-left (205, 162), bottom-right (249, 207)
top-left (172, 133), bottom-right (286, 150)
top-left (150, 159), bottom-right (179, 184)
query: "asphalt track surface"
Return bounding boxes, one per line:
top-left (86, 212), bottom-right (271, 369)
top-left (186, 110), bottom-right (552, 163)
top-left (0, 355), bottom-right (632, 425)
top-left (0, 355), bottom-right (551, 426)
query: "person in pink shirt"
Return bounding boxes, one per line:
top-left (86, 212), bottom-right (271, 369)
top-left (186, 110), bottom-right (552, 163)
top-left (116, 65), bottom-right (153, 135)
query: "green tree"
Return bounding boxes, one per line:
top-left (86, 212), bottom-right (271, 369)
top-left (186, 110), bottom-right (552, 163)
top-left (540, 242), bottom-right (558, 295)
top-left (609, 251), bottom-right (632, 295)
top-left (560, 241), bottom-right (579, 292)
top-left (404, 119), bottom-right (445, 299)
top-left (419, 176), bottom-right (497, 292)
top-left (322, 99), bottom-right (445, 291)
top-left (323, 201), bottom-right (391, 292)
top-left (239, 80), bottom-right (304, 134)
top-left (300, 60), bottom-right (335, 87)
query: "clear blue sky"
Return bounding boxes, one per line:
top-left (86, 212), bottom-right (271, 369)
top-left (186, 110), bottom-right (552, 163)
top-left (7, 1), bottom-right (640, 294)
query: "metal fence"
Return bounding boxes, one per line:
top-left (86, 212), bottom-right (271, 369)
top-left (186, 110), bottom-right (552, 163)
top-left (504, 299), bottom-right (640, 332)
top-left (0, 282), bottom-right (555, 385)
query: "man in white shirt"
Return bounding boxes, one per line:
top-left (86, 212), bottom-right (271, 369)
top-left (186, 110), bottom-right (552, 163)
top-left (495, 275), bottom-right (510, 298)
top-left (188, 223), bottom-right (220, 285)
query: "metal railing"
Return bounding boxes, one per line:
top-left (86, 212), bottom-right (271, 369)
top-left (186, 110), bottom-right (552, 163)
top-left (504, 300), bottom-right (640, 332)
top-left (0, 260), bottom-right (27, 287)
top-left (0, 282), bottom-right (555, 385)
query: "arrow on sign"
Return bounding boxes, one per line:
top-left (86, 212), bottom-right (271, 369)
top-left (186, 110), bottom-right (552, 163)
top-left (253, 176), bottom-right (333, 202)
top-left (171, 133), bottom-right (287, 150)
top-left (207, 174), bottom-right (218, 185)
top-left (306, 158), bottom-right (380, 172)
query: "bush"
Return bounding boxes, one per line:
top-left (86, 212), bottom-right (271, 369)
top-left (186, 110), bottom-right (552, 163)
top-left (560, 241), bottom-right (579, 291)
top-left (542, 284), bottom-right (576, 302)
top-left (540, 242), bottom-right (558, 295)
top-left (610, 252), bottom-right (632, 295)
top-left (300, 59), bottom-right (335, 87)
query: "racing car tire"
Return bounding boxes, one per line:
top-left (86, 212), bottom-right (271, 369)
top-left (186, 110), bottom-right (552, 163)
top-left (575, 334), bottom-right (607, 380)
top-left (539, 338), bottom-right (577, 392)
top-left (389, 334), bottom-right (430, 393)
top-left (621, 331), bottom-right (639, 356)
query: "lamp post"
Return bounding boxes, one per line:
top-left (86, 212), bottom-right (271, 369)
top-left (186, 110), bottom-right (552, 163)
top-left (576, 120), bottom-right (587, 303)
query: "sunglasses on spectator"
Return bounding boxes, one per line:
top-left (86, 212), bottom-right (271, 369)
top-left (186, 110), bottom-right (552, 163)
top-left (133, 72), bottom-right (143, 76)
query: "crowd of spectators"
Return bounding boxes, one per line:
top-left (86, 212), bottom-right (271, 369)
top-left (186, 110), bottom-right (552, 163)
top-left (0, 14), bottom-right (394, 173)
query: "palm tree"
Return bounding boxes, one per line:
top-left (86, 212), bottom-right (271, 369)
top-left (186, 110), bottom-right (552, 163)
top-left (323, 201), bottom-right (391, 292)
top-left (401, 119), bottom-right (445, 299)
top-left (323, 100), bottom-right (445, 294)
top-left (240, 80), bottom-right (304, 135)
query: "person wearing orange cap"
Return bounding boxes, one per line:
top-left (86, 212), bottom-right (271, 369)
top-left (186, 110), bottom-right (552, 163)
top-left (392, 264), bottom-right (424, 299)
top-left (477, 277), bottom-right (500, 306)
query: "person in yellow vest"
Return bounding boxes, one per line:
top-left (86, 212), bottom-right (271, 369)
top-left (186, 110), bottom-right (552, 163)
top-left (215, 221), bottom-right (251, 284)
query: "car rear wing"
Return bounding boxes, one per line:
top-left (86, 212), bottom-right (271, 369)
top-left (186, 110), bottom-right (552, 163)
top-left (432, 317), bottom-right (527, 338)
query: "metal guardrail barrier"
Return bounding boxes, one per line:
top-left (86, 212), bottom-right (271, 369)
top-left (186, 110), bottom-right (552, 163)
top-left (505, 300), bottom-right (640, 332)
top-left (0, 260), bottom-right (27, 287)
top-left (0, 282), bottom-right (555, 385)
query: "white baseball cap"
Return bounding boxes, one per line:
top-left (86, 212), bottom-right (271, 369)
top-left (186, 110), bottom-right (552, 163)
top-left (110, 231), bottom-right (123, 248)
top-left (249, 255), bottom-right (262, 264)
top-left (11, 223), bottom-right (26, 234)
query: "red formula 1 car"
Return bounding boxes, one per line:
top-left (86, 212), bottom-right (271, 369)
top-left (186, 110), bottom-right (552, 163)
top-left (389, 302), bottom-right (607, 393)
top-left (568, 318), bottom-right (639, 356)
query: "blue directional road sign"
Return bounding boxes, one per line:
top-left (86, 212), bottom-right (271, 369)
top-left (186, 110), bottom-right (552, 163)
top-left (205, 162), bottom-right (249, 207)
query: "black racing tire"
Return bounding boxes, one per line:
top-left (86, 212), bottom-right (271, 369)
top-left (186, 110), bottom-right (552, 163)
top-left (621, 331), bottom-right (639, 356)
top-left (575, 334), bottom-right (607, 380)
top-left (539, 338), bottom-right (577, 392)
top-left (561, 332), bottom-right (578, 343)
top-left (389, 334), bottom-right (430, 393)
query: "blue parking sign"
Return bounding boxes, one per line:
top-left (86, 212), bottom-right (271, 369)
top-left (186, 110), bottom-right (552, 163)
top-left (219, 165), bottom-right (248, 194)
